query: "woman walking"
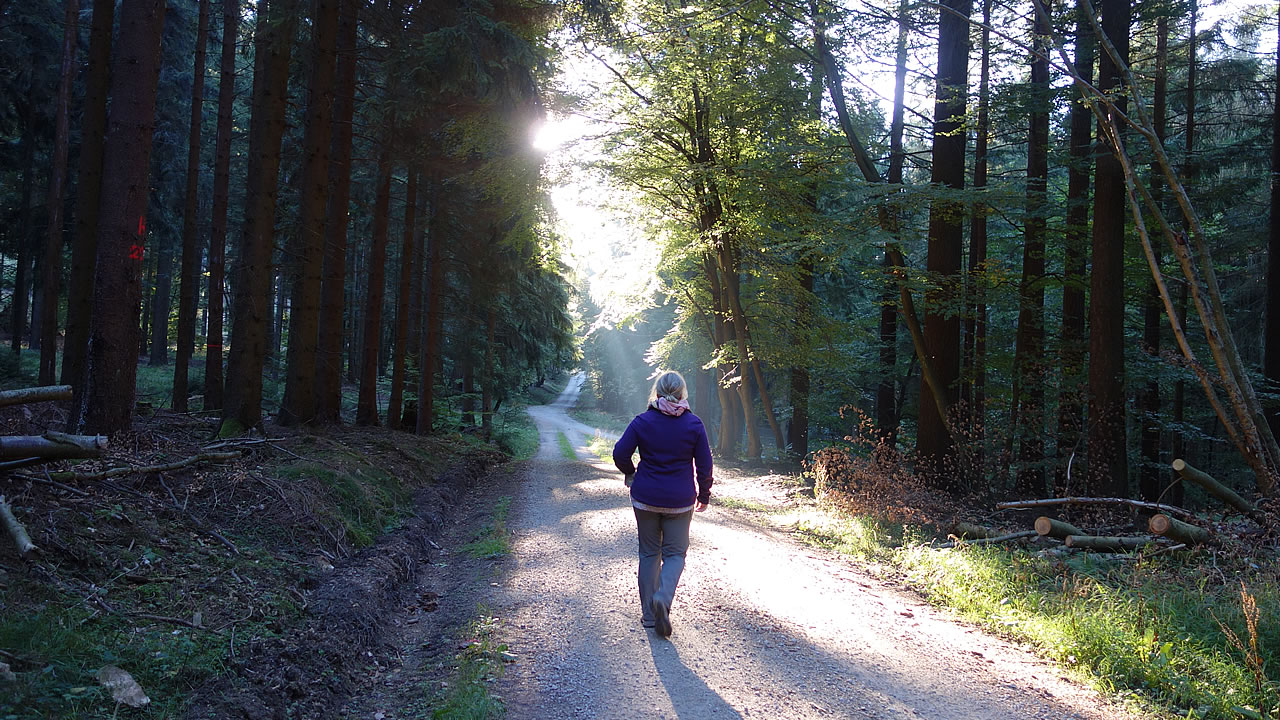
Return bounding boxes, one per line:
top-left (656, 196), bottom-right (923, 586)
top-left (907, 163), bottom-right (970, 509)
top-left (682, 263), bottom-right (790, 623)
top-left (612, 370), bottom-right (713, 637)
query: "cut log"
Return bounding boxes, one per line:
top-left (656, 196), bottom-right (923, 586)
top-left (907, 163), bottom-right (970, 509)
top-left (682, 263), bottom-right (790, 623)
top-left (1063, 535), bottom-right (1153, 552)
top-left (0, 433), bottom-right (107, 460)
top-left (1171, 459), bottom-right (1267, 523)
top-left (936, 530), bottom-right (1036, 549)
top-left (996, 496), bottom-right (1194, 520)
top-left (1148, 513), bottom-right (1212, 545)
top-left (952, 521), bottom-right (1001, 539)
top-left (0, 495), bottom-right (38, 559)
top-left (1034, 517), bottom-right (1084, 539)
top-left (0, 385), bottom-right (72, 409)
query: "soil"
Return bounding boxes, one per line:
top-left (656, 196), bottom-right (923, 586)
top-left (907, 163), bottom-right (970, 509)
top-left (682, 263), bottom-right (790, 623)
top-left (341, 375), bottom-right (1163, 720)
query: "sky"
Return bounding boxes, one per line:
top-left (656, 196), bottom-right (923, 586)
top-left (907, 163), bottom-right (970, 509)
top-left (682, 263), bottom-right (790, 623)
top-left (533, 0), bottom-right (1276, 310)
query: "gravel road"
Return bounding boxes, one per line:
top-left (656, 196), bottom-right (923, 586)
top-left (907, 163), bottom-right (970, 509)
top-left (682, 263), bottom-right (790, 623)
top-left (488, 374), bottom-right (1159, 720)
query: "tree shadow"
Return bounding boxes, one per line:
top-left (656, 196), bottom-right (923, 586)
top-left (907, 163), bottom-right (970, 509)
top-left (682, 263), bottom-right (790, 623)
top-left (648, 637), bottom-right (745, 720)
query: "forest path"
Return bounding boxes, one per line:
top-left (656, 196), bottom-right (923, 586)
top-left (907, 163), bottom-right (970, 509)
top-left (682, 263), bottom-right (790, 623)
top-left (489, 375), bottom-right (1156, 720)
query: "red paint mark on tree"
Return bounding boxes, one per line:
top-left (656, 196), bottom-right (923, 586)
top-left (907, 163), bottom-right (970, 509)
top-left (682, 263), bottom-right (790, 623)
top-left (129, 245), bottom-right (145, 261)
top-left (137, 216), bottom-right (147, 237)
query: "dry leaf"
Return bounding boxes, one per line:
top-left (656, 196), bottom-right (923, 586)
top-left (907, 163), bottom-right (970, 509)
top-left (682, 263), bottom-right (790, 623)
top-left (96, 665), bottom-right (150, 707)
top-left (0, 661), bottom-right (15, 682)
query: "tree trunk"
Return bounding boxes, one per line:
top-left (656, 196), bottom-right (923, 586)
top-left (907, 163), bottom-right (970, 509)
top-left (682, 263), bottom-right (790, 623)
top-left (147, 214), bottom-right (174, 366)
top-left (38, 0), bottom-right (78, 385)
top-left (482, 305), bottom-right (496, 434)
top-left (1266, 0), bottom-right (1280, 442)
top-left (280, 0), bottom-right (340, 426)
top-left (918, 0), bottom-right (972, 480)
top-left (877, 0), bottom-right (910, 445)
top-left (174, 0), bottom-right (211, 410)
top-left (356, 149), bottom-right (393, 427)
top-left (62, 0), bottom-right (115, 398)
top-left (220, 0), bottom-right (297, 435)
top-left (1013, 0), bottom-right (1049, 496)
top-left (1169, 0), bottom-right (1195, 508)
top-left (963, 0), bottom-right (990, 470)
top-left (1058, 0), bottom-right (1093, 490)
top-left (788, 257), bottom-right (812, 458)
top-left (1140, 8), bottom-right (1170, 503)
top-left (418, 180), bottom-right (445, 435)
top-left (205, 0), bottom-right (240, 412)
top-left (83, 0), bottom-right (167, 435)
top-left (12, 92), bottom-right (35, 357)
top-left (315, 0), bottom-right (359, 423)
top-left (388, 169), bottom-right (419, 430)
top-left (1086, 0), bottom-right (1131, 497)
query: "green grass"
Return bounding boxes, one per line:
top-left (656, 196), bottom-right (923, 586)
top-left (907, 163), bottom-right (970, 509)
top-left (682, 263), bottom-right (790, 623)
top-left (556, 431), bottom-right (575, 460)
top-left (794, 508), bottom-right (1280, 719)
top-left (587, 432), bottom-right (614, 463)
top-left (524, 371), bottom-right (570, 406)
top-left (276, 458), bottom-right (414, 548)
top-left (411, 612), bottom-right (507, 720)
top-left (491, 406), bottom-right (539, 460)
top-left (569, 408), bottom-right (632, 437)
top-left (461, 497), bottom-right (512, 559)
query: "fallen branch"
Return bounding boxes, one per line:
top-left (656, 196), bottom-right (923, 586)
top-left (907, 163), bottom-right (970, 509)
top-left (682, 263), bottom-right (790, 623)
top-left (37, 451), bottom-right (240, 482)
top-left (0, 385), bottom-right (72, 409)
top-left (1171, 459), bottom-right (1269, 524)
top-left (1148, 513), bottom-right (1212, 546)
top-left (0, 433), bottom-right (107, 461)
top-left (1034, 517), bottom-right (1084, 539)
top-left (1063, 535), bottom-right (1153, 552)
top-left (0, 495), bottom-right (38, 559)
top-left (996, 496), bottom-right (1195, 520)
top-left (936, 530), bottom-right (1036, 549)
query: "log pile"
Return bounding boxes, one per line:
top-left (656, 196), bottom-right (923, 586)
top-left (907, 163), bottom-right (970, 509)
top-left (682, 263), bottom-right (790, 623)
top-left (942, 458), bottom-right (1274, 554)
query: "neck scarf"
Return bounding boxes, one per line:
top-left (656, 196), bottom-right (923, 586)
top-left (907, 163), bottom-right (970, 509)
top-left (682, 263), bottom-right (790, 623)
top-left (652, 395), bottom-right (690, 417)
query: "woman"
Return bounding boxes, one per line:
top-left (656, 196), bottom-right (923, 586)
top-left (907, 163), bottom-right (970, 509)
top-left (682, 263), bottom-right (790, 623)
top-left (612, 370), bottom-right (713, 637)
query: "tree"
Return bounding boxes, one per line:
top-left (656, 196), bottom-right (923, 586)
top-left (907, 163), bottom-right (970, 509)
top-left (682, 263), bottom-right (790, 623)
top-left (38, 0), bottom-right (77, 384)
top-left (388, 170), bottom-right (419, 430)
top-left (83, 0), bottom-right (168, 434)
top-left (356, 145), bottom-right (393, 426)
top-left (221, 0), bottom-right (299, 435)
top-left (918, 0), bottom-right (973, 479)
top-left (173, 0), bottom-right (212, 410)
top-left (280, 0), bottom-right (341, 426)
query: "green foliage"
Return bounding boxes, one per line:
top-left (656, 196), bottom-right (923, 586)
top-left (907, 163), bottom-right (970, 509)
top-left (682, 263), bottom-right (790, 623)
top-left (275, 460), bottom-right (413, 548)
top-left (461, 497), bottom-right (512, 559)
top-left (556, 431), bottom-right (575, 460)
top-left (413, 613), bottom-right (507, 720)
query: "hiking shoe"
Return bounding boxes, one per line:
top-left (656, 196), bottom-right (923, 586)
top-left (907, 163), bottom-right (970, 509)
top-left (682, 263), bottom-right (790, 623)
top-left (650, 598), bottom-right (671, 637)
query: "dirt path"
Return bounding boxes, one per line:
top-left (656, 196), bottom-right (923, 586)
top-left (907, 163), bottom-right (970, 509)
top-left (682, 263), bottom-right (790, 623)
top-left (487, 375), bottom-right (1157, 720)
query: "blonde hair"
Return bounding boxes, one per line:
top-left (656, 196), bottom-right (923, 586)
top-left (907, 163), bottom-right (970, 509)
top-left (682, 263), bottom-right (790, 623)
top-left (649, 370), bottom-right (688, 405)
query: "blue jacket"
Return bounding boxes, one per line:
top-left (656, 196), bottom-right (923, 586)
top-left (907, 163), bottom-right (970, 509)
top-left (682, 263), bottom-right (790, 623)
top-left (613, 407), bottom-right (714, 508)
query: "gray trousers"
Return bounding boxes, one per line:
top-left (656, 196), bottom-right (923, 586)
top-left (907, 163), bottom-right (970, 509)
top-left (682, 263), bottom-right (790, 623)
top-left (634, 508), bottom-right (693, 624)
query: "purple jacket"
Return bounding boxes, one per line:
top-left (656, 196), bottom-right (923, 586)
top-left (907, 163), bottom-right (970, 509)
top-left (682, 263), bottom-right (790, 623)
top-left (613, 407), bottom-right (714, 508)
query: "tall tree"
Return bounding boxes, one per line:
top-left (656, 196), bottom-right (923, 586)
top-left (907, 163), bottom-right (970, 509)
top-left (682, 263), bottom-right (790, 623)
top-left (388, 169), bottom-right (419, 430)
top-left (204, 0), bottom-right (240, 412)
top-left (1013, 0), bottom-right (1050, 494)
top-left (356, 147), bottom-right (393, 426)
top-left (1087, 0), bottom-right (1130, 496)
top-left (316, 0), bottom-right (359, 423)
top-left (1057, 0), bottom-right (1093, 487)
top-left (1266, 0), bottom-right (1280, 441)
top-left (38, 0), bottom-right (78, 384)
top-left (220, 0), bottom-right (298, 434)
top-left (918, 0), bottom-right (973, 479)
top-left (173, 0), bottom-right (212, 410)
top-left (62, 0), bottom-right (115, 395)
top-left (1139, 2), bottom-right (1169, 502)
top-left (962, 0), bottom-right (990, 467)
top-left (280, 0), bottom-right (341, 426)
top-left (83, 0), bottom-right (167, 434)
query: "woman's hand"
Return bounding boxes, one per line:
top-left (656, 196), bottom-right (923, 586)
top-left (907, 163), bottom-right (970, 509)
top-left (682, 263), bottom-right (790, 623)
top-left (624, 473), bottom-right (634, 487)
top-left (695, 501), bottom-right (708, 513)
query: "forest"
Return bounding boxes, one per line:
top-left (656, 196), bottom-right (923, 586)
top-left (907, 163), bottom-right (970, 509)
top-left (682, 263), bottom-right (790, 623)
top-left (1, 0), bottom-right (1279, 717)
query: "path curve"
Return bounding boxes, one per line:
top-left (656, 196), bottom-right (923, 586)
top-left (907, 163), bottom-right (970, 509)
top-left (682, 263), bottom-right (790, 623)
top-left (492, 374), bottom-right (1156, 720)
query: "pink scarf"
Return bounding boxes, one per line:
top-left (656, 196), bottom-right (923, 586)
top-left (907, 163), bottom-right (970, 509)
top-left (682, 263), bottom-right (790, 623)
top-left (652, 396), bottom-right (690, 417)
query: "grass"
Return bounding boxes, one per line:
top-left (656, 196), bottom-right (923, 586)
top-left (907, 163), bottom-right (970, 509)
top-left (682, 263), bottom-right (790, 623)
top-left (790, 505), bottom-right (1280, 719)
top-left (276, 456), bottom-right (414, 548)
top-left (569, 408), bottom-right (632, 437)
top-left (587, 432), bottom-right (614, 463)
top-left (409, 612), bottom-right (508, 720)
top-left (461, 497), bottom-right (513, 560)
top-left (556, 431), bottom-right (575, 460)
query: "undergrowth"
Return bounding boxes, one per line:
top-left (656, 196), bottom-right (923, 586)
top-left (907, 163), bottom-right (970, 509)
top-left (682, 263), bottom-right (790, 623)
top-left (556, 431), bottom-right (575, 460)
top-left (462, 497), bottom-right (512, 559)
top-left (417, 612), bottom-right (508, 720)
top-left (799, 436), bottom-right (1280, 720)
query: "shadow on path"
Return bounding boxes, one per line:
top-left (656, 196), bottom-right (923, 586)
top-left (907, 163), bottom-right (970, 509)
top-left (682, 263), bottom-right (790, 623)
top-left (649, 638), bottom-right (745, 720)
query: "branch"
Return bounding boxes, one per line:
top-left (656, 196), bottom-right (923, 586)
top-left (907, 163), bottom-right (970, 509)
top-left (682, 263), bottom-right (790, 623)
top-left (0, 495), bottom-right (38, 559)
top-left (996, 496), bottom-right (1195, 520)
top-left (0, 433), bottom-right (107, 460)
top-left (34, 451), bottom-right (241, 482)
top-left (0, 385), bottom-right (72, 408)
